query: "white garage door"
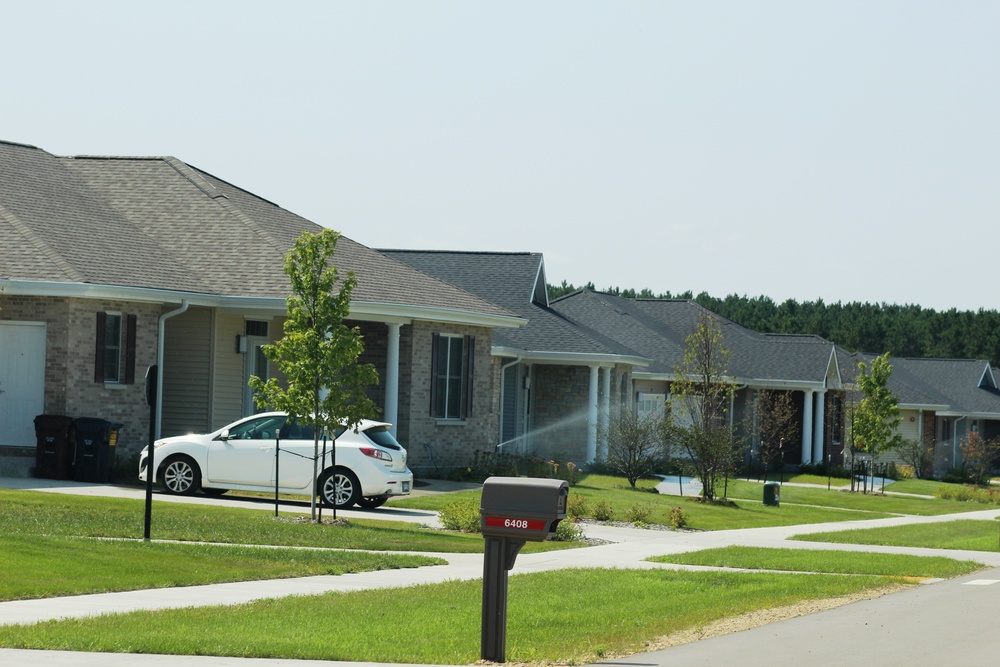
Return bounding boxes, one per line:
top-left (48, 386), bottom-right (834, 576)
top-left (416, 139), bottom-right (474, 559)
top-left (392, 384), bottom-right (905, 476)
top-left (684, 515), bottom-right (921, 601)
top-left (0, 322), bottom-right (46, 446)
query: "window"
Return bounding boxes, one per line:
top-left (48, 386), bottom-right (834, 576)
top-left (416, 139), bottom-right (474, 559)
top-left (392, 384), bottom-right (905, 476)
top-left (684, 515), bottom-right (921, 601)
top-left (95, 312), bottom-right (136, 384)
top-left (430, 333), bottom-right (475, 419)
top-left (245, 320), bottom-right (269, 337)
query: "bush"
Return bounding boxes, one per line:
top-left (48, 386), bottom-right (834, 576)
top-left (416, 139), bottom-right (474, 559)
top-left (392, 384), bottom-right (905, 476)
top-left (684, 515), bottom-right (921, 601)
top-left (935, 484), bottom-right (1000, 505)
top-left (567, 494), bottom-right (589, 520)
top-left (623, 504), bottom-right (651, 524)
top-left (591, 499), bottom-right (615, 521)
top-left (552, 519), bottom-right (585, 542)
top-left (438, 497), bottom-right (482, 532)
top-left (668, 506), bottom-right (688, 529)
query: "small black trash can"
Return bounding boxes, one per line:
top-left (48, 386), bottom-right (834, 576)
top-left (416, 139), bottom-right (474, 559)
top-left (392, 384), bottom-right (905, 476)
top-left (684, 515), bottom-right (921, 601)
top-left (34, 415), bottom-right (76, 480)
top-left (763, 481), bottom-right (781, 507)
top-left (73, 418), bottom-right (124, 483)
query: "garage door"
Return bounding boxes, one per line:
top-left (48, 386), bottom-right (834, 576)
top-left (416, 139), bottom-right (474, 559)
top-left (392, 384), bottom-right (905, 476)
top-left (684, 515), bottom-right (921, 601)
top-left (0, 322), bottom-right (46, 446)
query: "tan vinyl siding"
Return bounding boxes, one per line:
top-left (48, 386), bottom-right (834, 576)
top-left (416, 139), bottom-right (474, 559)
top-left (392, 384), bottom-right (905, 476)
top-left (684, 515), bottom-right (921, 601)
top-left (162, 307), bottom-right (212, 436)
top-left (213, 312), bottom-right (246, 429)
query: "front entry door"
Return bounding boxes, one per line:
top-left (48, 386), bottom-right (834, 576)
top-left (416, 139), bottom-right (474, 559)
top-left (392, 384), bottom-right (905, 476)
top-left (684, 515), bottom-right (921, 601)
top-left (243, 337), bottom-right (270, 417)
top-left (0, 322), bottom-right (46, 446)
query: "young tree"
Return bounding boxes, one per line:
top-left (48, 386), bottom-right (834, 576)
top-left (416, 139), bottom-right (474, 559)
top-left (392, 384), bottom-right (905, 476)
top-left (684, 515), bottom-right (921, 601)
top-left (665, 312), bottom-right (738, 501)
top-left (249, 229), bottom-right (379, 521)
top-left (748, 389), bottom-right (799, 481)
top-left (897, 433), bottom-right (935, 479)
top-left (958, 432), bottom-right (1000, 485)
top-left (600, 410), bottom-right (666, 488)
top-left (851, 353), bottom-right (903, 464)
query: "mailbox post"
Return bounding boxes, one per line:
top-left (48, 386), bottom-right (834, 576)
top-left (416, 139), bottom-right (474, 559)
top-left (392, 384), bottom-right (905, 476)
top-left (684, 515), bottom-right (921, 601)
top-left (479, 476), bottom-right (568, 663)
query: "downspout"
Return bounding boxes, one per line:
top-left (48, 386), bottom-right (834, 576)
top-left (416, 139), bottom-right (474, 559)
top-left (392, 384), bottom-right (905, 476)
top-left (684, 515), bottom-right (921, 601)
top-left (155, 300), bottom-right (189, 439)
top-left (497, 357), bottom-right (521, 451)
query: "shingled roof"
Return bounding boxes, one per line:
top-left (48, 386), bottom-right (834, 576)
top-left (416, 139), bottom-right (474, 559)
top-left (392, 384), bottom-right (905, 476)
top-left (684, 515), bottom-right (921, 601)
top-left (551, 291), bottom-right (839, 386)
top-left (0, 141), bottom-right (520, 326)
top-left (380, 250), bottom-right (647, 364)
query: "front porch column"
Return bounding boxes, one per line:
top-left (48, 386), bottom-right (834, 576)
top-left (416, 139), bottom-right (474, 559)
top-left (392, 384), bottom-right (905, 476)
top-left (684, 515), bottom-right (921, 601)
top-left (587, 365), bottom-right (599, 462)
top-left (600, 366), bottom-right (612, 459)
top-left (801, 389), bottom-right (814, 465)
top-left (385, 323), bottom-right (401, 438)
top-left (812, 389), bottom-right (826, 464)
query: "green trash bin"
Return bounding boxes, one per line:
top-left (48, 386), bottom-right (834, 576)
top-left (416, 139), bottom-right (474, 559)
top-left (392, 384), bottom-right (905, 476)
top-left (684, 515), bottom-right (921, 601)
top-left (763, 481), bottom-right (780, 506)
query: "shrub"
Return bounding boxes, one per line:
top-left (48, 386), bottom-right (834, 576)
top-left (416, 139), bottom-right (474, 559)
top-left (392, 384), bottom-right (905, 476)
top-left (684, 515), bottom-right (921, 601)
top-left (896, 464), bottom-right (916, 480)
top-left (438, 497), bottom-right (482, 532)
top-left (567, 494), bottom-right (589, 520)
top-left (552, 519), bottom-right (585, 542)
top-left (668, 506), bottom-right (688, 529)
top-left (623, 504), bottom-right (652, 524)
top-left (935, 484), bottom-right (1000, 505)
top-left (591, 500), bottom-right (615, 521)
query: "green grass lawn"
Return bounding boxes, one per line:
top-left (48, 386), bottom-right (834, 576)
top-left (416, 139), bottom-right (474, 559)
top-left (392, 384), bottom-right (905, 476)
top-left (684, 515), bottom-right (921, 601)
top-left (0, 534), bottom-right (442, 601)
top-left (0, 568), bottom-right (909, 664)
top-left (792, 519), bottom-right (1000, 552)
top-left (0, 488), bottom-right (573, 554)
top-left (394, 474), bottom-right (985, 531)
top-left (648, 545), bottom-right (985, 578)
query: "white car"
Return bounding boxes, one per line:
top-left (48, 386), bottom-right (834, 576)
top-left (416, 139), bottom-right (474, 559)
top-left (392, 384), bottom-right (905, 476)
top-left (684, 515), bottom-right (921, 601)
top-left (138, 412), bottom-right (412, 509)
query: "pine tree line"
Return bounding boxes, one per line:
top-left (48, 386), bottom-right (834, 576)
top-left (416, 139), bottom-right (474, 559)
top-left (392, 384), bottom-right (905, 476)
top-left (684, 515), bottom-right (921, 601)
top-left (547, 281), bottom-right (1000, 367)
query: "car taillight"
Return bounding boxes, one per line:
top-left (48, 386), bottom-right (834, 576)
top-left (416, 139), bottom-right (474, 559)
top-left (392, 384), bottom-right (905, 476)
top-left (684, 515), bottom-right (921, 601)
top-left (360, 447), bottom-right (392, 462)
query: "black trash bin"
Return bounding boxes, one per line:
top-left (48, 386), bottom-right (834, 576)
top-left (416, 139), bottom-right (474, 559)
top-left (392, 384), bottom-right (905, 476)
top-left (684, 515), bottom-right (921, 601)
top-left (73, 418), bottom-right (124, 483)
top-left (763, 481), bottom-right (781, 507)
top-left (34, 415), bottom-right (76, 480)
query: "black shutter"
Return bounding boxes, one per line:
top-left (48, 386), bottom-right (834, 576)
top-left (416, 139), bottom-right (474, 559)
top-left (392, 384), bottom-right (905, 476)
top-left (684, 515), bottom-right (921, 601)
top-left (125, 314), bottom-right (137, 384)
top-left (94, 312), bottom-right (106, 383)
top-left (429, 332), bottom-right (440, 416)
top-left (463, 335), bottom-right (475, 418)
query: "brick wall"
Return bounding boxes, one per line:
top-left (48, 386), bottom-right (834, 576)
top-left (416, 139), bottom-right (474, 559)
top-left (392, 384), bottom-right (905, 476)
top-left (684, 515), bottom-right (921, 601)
top-left (1, 295), bottom-right (160, 457)
top-left (403, 321), bottom-right (496, 469)
top-left (533, 365), bottom-right (590, 462)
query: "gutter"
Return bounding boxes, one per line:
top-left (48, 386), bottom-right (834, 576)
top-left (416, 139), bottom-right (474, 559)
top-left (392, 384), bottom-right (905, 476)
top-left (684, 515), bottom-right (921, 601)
top-left (1, 279), bottom-right (527, 329)
top-left (156, 300), bottom-right (189, 439)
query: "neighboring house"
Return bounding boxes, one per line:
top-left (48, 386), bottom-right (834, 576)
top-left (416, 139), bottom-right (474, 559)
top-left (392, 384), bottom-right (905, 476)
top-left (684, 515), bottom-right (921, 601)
top-left (381, 250), bottom-right (649, 464)
top-left (550, 291), bottom-right (848, 467)
top-left (850, 356), bottom-right (1000, 476)
top-left (0, 140), bottom-right (524, 476)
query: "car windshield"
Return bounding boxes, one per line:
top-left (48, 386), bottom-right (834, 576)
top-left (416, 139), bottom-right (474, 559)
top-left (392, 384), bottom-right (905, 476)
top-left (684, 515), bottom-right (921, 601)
top-left (363, 425), bottom-right (402, 450)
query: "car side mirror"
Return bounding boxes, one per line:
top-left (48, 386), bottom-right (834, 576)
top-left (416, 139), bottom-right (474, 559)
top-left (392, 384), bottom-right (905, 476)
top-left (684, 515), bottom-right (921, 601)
top-left (216, 429), bottom-right (231, 441)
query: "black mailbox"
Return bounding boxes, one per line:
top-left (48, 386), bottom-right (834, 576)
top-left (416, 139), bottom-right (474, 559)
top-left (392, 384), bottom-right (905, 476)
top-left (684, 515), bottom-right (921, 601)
top-left (480, 476), bottom-right (568, 541)
top-left (479, 476), bottom-right (570, 663)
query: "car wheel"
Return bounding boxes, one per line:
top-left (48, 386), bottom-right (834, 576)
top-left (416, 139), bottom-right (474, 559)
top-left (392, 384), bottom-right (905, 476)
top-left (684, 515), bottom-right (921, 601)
top-left (357, 496), bottom-right (388, 509)
top-left (202, 487), bottom-right (228, 497)
top-left (318, 468), bottom-right (360, 509)
top-left (161, 456), bottom-right (201, 495)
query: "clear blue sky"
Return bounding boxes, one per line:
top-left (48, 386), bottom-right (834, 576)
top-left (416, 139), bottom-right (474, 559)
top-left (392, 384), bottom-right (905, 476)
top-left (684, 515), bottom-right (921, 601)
top-left (3, 1), bottom-right (998, 311)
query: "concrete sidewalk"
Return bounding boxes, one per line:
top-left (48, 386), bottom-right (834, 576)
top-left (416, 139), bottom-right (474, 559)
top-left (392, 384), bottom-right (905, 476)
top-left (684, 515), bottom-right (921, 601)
top-left (3, 477), bottom-right (1000, 666)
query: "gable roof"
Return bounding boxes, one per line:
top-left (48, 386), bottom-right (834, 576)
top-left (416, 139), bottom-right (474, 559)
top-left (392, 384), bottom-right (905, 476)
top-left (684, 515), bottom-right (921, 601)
top-left (552, 291), bottom-right (839, 387)
top-left (380, 250), bottom-right (648, 365)
top-left (0, 141), bottom-right (521, 328)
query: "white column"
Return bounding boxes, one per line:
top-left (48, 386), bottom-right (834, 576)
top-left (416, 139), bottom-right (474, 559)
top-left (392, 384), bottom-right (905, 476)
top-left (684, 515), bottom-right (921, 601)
top-left (812, 389), bottom-right (826, 464)
top-left (385, 323), bottom-right (401, 438)
top-left (801, 389), bottom-right (814, 465)
top-left (600, 366), bottom-right (612, 459)
top-left (587, 365), bottom-right (599, 462)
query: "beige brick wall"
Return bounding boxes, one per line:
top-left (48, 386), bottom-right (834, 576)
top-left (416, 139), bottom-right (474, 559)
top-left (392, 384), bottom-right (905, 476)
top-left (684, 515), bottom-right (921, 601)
top-left (1, 295), bottom-right (160, 455)
top-left (403, 321), bottom-right (496, 469)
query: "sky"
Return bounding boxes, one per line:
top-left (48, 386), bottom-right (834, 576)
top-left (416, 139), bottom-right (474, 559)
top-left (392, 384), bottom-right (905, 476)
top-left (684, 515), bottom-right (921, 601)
top-left (3, 1), bottom-right (998, 312)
